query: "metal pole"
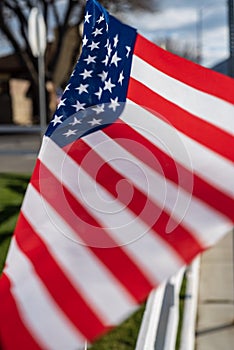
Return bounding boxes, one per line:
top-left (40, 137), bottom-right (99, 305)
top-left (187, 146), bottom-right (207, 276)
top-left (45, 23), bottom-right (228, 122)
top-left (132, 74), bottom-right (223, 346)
top-left (196, 8), bottom-right (203, 64)
top-left (38, 53), bottom-right (47, 138)
top-left (36, 10), bottom-right (47, 138)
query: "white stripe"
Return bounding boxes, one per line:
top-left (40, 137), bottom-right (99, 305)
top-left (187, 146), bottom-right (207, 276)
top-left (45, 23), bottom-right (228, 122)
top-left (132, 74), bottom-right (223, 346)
top-left (123, 101), bottom-right (234, 200)
top-left (22, 183), bottom-right (136, 326)
top-left (39, 137), bottom-right (183, 282)
top-left (5, 238), bottom-right (84, 350)
top-left (131, 55), bottom-right (234, 136)
top-left (83, 131), bottom-right (232, 247)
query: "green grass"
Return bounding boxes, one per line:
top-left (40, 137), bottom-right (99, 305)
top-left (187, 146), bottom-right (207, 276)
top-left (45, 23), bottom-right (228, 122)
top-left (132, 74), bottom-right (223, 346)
top-left (90, 303), bottom-right (146, 350)
top-left (175, 272), bottom-right (187, 350)
top-left (0, 173), bottom-right (145, 349)
top-left (0, 173), bottom-right (30, 272)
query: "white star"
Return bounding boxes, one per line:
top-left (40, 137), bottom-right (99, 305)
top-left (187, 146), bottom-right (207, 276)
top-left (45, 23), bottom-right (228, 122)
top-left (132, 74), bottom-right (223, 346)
top-left (104, 78), bottom-right (115, 93)
top-left (97, 14), bottom-right (104, 24)
top-left (98, 71), bottom-right (108, 82)
top-left (92, 28), bottom-right (103, 36)
top-left (126, 46), bottom-right (131, 58)
top-left (80, 69), bottom-right (93, 79)
top-left (51, 114), bottom-right (63, 126)
top-left (107, 44), bottom-right (112, 57)
top-left (94, 87), bottom-right (103, 100)
top-left (82, 35), bottom-right (88, 46)
top-left (69, 117), bottom-right (82, 126)
top-left (64, 83), bottom-right (70, 92)
top-left (109, 97), bottom-right (120, 112)
top-left (92, 104), bottom-right (105, 114)
top-left (63, 129), bottom-right (77, 137)
top-left (111, 51), bottom-right (121, 67)
top-left (102, 55), bottom-right (109, 66)
top-left (105, 39), bottom-right (110, 48)
top-left (88, 118), bottom-right (102, 126)
top-left (72, 100), bottom-right (86, 112)
top-left (57, 98), bottom-right (66, 109)
top-left (84, 55), bottom-right (96, 64)
top-left (76, 84), bottom-right (89, 95)
top-left (118, 71), bottom-right (124, 85)
top-left (84, 12), bottom-right (91, 23)
top-left (88, 41), bottom-right (100, 51)
top-left (113, 34), bottom-right (119, 48)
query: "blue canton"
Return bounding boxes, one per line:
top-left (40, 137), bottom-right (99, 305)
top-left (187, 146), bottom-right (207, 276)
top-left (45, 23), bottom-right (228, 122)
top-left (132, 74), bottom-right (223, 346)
top-left (46, 0), bottom-right (137, 147)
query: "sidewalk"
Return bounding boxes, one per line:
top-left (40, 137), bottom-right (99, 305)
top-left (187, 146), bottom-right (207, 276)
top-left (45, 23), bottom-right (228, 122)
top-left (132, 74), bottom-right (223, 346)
top-left (0, 133), bottom-right (41, 173)
top-left (195, 231), bottom-right (234, 350)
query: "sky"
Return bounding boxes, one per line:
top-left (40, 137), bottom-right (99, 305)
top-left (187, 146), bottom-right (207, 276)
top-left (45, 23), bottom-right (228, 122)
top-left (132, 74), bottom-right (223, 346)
top-left (123, 0), bottom-right (229, 68)
top-left (0, 0), bottom-right (229, 68)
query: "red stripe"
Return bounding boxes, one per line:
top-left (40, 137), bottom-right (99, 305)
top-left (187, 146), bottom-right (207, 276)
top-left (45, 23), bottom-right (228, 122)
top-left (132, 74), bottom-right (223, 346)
top-left (14, 212), bottom-right (106, 341)
top-left (0, 273), bottom-right (42, 350)
top-left (104, 120), bottom-right (234, 223)
top-left (30, 159), bottom-right (154, 303)
top-left (134, 34), bottom-right (234, 104)
top-left (65, 139), bottom-right (203, 263)
top-left (128, 77), bottom-right (234, 162)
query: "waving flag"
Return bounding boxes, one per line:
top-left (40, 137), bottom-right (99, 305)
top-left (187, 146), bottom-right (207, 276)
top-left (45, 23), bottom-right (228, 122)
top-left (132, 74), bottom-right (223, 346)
top-left (0, 0), bottom-right (234, 348)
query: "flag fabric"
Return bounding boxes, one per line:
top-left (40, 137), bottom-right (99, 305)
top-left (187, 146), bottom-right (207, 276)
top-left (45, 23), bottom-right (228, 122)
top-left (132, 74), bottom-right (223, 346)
top-left (1, 0), bottom-right (234, 348)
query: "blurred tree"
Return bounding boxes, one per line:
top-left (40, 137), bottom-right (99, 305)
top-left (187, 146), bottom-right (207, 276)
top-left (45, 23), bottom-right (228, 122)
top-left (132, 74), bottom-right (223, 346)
top-left (0, 0), bottom-right (156, 121)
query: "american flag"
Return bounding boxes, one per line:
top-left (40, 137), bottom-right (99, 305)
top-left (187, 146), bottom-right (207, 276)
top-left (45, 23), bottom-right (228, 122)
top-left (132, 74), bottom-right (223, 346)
top-left (1, 0), bottom-right (234, 348)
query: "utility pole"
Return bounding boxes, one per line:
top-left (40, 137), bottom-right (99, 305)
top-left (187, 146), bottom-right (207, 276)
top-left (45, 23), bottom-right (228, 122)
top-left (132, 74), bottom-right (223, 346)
top-left (28, 6), bottom-right (47, 138)
top-left (228, 0), bottom-right (234, 77)
top-left (196, 8), bottom-right (203, 64)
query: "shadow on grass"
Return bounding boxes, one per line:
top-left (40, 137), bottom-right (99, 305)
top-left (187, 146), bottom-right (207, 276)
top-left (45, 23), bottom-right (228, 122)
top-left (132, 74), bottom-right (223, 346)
top-left (0, 204), bottom-right (22, 225)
